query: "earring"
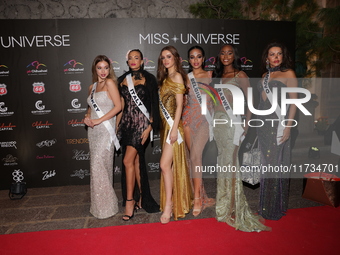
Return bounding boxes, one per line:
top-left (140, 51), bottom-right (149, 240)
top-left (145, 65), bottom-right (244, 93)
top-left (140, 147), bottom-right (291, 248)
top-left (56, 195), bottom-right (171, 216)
top-left (266, 60), bottom-right (269, 70)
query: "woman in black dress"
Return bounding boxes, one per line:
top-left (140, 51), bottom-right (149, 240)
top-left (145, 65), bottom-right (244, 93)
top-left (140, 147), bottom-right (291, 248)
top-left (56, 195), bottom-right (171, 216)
top-left (117, 49), bottom-right (160, 221)
top-left (257, 42), bottom-right (297, 220)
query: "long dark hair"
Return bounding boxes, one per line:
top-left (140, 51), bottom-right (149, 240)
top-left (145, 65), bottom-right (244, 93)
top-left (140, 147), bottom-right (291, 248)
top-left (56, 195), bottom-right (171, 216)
top-left (187, 45), bottom-right (205, 73)
top-left (157, 45), bottom-right (187, 87)
top-left (126, 49), bottom-right (145, 71)
top-left (261, 42), bottom-right (293, 74)
top-left (91, 55), bottom-right (117, 83)
top-left (213, 44), bottom-right (241, 78)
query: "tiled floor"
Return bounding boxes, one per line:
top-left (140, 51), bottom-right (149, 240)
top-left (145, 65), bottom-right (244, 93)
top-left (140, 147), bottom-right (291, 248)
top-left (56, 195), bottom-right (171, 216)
top-left (0, 133), bottom-right (338, 234)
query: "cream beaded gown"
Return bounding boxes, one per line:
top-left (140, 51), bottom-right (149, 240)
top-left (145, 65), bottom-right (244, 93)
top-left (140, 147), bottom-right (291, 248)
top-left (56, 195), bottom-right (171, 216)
top-left (87, 90), bottom-right (119, 219)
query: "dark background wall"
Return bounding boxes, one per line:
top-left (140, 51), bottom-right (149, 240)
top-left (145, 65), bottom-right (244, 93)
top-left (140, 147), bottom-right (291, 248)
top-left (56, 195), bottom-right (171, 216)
top-left (0, 17), bottom-right (295, 189)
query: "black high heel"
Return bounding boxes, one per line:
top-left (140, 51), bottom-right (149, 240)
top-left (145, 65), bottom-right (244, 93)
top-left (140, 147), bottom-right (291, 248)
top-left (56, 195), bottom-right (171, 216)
top-left (122, 199), bottom-right (137, 221)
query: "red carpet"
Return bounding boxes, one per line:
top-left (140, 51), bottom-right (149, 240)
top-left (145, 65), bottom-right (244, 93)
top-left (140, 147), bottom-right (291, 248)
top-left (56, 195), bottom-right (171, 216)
top-left (1, 206), bottom-right (339, 255)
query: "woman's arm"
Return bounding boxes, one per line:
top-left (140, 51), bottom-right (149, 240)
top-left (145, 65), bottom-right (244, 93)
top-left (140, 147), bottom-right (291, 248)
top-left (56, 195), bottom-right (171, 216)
top-left (116, 96), bottom-right (124, 129)
top-left (84, 84), bottom-right (94, 128)
top-left (91, 79), bottom-right (122, 127)
top-left (169, 72), bottom-right (184, 144)
top-left (237, 71), bottom-right (251, 134)
top-left (280, 70), bottom-right (298, 143)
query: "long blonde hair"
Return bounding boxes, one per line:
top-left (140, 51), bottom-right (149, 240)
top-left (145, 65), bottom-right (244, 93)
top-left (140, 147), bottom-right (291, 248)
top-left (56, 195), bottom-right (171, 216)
top-left (91, 55), bottom-right (117, 84)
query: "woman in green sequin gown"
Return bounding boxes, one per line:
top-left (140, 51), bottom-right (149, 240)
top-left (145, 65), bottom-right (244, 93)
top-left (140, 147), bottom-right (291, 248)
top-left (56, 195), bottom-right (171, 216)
top-left (213, 44), bottom-right (269, 232)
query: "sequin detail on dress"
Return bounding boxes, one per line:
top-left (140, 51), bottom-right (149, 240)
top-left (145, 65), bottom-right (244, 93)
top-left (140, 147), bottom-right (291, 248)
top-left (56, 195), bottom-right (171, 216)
top-left (214, 73), bottom-right (269, 232)
top-left (87, 91), bottom-right (119, 219)
top-left (257, 80), bottom-right (290, 220)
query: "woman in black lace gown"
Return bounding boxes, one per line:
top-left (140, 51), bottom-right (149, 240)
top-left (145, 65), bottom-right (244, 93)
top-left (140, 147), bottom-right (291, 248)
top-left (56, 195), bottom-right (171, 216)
top-left (117, 49), bottom-right (160, 221)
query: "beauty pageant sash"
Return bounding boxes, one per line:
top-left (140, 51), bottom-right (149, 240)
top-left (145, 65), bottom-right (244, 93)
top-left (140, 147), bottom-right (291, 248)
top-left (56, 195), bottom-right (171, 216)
top-left (90, 82), bottom-right (120, 150)
top-left (158, 91), bottom-right (183, 145)
top-left (216, 85), bottom-right (244, 146)
top-left (188, 72), bottom-right (214, 141)
top-left (262, 71), bottom-right (286, 145)
top-left (126, 74), bottom-right (153, 141)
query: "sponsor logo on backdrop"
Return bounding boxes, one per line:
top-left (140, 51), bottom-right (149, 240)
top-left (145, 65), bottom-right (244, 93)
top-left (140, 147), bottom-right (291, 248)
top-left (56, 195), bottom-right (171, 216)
top-left (0, 65), bottom-right (9, 76)
top-left (111, 60), bottom-right (120, 73)
top-left (143, 57), bottom-right (156, 72)
top-left (63, 59), bottom-right (84, 74)
top-left (148, 162), bottom-right (160, 172)
top-left (71, 169), bottom-right (90, 179)
top-left (42, 170), bottom-right (56, 180)
top-left (36, 155), bottom-right (55, 159)
top-left (12, 169), bottom-right (24, 182)
top-left (0, 122), bottom-right (16, 131)
top-left (67, 98), bottom-right (87, 113)
top-left (181, 59), bottom-right (189, 70)
top-left (0, 84), bottom-right (8, 96)
top-left (152, 145), bottom-right (162, 155)
top-left (72, 149), bottom-right (90, 160)
top-left (32, 120), bottom-right (53, 129)
top-left (32, 82), bottom-right (45, 94)
top-left (36, 139), bottom-right (57, 148)
top-left (26, 61), bottom-right (48, 75)
top-left (114, 166), bottom-right (121, 175)
top-left (0, 141), bottom-right (17, 149)
top-left (139, 33), bottom-right (240, 45)
top-left (31, 100), bottom-right (51, 115)
top-left (68, 118), bottom-right (85, 127)
top-left (0, 102), bottom-right (14, 117)
top-left (69, 81), bottom-right (81, 92)
top-left (240, 57), bottom-right (253, 71)
top-left (205, 57), bottom-right (216, 71)
top-left (2, 154), bottom-right (18, 166)
top-left (66, 138), bottom-right (89, 144)
top-left (1, 35), bottom-right (70, 48)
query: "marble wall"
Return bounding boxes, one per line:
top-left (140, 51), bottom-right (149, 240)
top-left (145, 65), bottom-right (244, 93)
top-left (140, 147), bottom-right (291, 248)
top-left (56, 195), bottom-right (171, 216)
top-left (0, 0), bottom-right (200, 19)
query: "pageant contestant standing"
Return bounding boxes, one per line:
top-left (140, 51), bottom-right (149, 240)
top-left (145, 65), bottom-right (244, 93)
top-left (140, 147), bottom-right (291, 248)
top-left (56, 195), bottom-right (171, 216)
top-left (116, 49), bottom-right (160, 221)
top-left (85, 55), bottom-right (121, 219)
top-left (213, 45), bottom-right (269, 231)
top-left (182, 46), bottom-right (215, 217)
top-left (258, 42), bottom-right (297, 220)
top-left (158, 46), bottom-right (192, 224)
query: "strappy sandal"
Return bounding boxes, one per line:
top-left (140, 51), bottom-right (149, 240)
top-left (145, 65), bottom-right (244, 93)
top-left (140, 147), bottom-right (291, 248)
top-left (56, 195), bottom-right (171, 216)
top-left (193, 197), bottom-right (203, 217)
top-left (122, 199), bottom-right (137, 221)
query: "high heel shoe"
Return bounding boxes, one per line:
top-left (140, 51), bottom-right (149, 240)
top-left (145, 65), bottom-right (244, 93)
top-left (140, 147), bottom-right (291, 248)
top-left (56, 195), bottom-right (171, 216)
top-left (122, 199), bottom-right (137, 221)
top-left (192, 197), bottom-right (203, 217)
top-left (160, 204), bottom-right (173, 224)
top-left (136, 193), bottom-right (142, 210)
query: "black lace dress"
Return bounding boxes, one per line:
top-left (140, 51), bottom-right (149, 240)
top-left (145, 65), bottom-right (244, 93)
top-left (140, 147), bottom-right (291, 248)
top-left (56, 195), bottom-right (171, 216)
top-left (117, 70), bottom-right (160, 213)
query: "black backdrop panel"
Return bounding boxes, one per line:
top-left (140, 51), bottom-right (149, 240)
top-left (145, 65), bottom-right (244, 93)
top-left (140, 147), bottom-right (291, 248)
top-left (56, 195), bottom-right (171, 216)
top-left (0, 18), bottom-right (295, 189)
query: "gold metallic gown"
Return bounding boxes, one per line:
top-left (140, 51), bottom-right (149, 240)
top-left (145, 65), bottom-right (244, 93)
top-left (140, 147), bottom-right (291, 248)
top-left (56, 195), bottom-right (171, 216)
top-left (159, 78), bottom-right (192, 220)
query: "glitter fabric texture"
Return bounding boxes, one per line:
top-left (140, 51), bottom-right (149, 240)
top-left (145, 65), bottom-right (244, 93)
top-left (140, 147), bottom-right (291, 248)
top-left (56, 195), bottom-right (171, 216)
top-left (87, 91), bottom-right (119, 219)
top-left (257, 80), bottom-right (290, 220)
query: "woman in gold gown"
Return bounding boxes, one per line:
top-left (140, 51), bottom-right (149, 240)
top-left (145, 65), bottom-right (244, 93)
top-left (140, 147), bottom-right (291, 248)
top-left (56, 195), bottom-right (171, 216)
top-left (157, 46), bottom-right (192, 224)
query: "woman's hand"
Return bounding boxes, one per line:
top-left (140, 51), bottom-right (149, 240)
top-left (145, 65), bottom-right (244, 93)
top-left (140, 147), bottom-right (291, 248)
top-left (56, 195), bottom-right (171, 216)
top-left (84, 117), bottom-right (94, 128)
top-left (169, 128), bottom-right (178, 145)
top-left (279, 127), bottom-right (291, 144)
top-left (141, 125), bottom-right (152, 145)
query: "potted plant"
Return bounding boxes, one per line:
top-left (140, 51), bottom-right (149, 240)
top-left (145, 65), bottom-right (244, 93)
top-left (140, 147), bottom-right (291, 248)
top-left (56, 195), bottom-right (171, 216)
top-left (314, 117), bottom-right (329, 135)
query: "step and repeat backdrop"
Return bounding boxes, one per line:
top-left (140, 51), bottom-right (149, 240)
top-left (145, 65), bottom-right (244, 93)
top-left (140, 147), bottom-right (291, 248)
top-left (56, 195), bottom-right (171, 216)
top-left (0, 18), bottom-right (295, 189)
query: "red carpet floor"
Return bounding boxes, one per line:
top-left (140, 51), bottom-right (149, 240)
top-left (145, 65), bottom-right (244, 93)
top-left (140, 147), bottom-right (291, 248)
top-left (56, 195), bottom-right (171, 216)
top-left (1, 206), bottom-right (339, 255)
